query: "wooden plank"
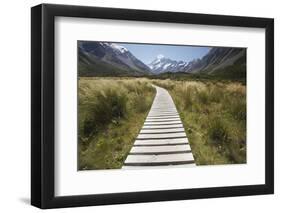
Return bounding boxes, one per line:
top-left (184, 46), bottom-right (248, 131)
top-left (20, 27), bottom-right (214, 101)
top-left (140, 127), bottom-right (185, 134)
top-left (150, 107), bottom-right (176, 110)
top-left (145, 118), bottom-right (181, 122)
top-left (123, 164), bottom-right (196, 169)
top-left (148, 113), bottom-right (179, 117)
top-left (145, 121), bottom-right (181, 124)
top-left (130, 144), bottom-right (192, 153)
top-left (146, 115), bottom-right (180, 119)
top-left (134, 137), bottom-right (189, 146)
top-left (122, 85), bottom-right (195, 169)
top-left (142, 123), bottom-right (184, 129)
top-left (137, 132), bottom-right (187, 139)
top-left (124, 153), bottom-right (194, 164)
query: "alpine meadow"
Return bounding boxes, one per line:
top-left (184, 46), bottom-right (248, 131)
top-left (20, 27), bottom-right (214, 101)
top-left (78, 41), bottom-right (246, 170)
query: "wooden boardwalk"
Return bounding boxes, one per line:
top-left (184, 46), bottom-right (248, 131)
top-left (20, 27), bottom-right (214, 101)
top-left (123, 85), bottom-right (195, 169)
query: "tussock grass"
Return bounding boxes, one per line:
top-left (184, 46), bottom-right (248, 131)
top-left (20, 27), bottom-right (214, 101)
top-left (153, 79), bottom-right (246, 165)
top-left (79, 77), bottom-right (155, 170)
top-left (79, 76), bottom-right (246, 168)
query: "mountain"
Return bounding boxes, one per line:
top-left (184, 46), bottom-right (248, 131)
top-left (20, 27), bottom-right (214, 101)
top-left (185, 47), bottom-right (246, 77)
top-left (148, 55), bottom-right (189, 74)
top-left (78, 41), bottom-right (246, 79)
top-left (78, 42), bottom-right (151, 76)
top-left (148, 47), bottom-right (246, 79)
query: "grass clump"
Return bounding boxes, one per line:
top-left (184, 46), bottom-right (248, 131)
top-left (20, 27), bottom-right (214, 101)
top-left (196, 89), bottom-right (209, 105)
top-left (83, 88), bottom-right (128, 137)
top-left (78, 77), bottom-right (155, 170)
top-left (207, 117), bottom-right (228, 145)
top-left (153, 79), bottom-right (246, 165)
top-left (79, 76), bottom-right (246, 169)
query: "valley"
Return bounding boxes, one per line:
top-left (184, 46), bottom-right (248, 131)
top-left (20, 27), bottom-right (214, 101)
top-left (78, 77), bottom-right (246, 170)
top-left (78, 41), bottom-right (246, 80)
top-left (78, 41), bottom-right (246, 170)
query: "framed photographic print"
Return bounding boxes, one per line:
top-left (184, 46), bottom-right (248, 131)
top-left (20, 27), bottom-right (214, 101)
top-left (31, 3), bottom-right (274, 209)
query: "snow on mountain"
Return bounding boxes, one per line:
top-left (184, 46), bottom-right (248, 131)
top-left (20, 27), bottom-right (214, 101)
top-left (148, 55), bottom-right (189, 74)
top-left (163, 63), bottom-right (171, 69)
top-left (157, 54), bottom-right (165, 59)
top-left (79, 41), bottom-right (151, 75)
top-left (148, 47), bottom-right (246, 75)
top-left (103, 42), bottom-right (128, 54)
top-left (79, 42), bottom-right (245, 77)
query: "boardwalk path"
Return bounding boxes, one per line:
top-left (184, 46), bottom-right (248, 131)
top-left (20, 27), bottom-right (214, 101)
top-left (123, 85), bottom-right (195, 169)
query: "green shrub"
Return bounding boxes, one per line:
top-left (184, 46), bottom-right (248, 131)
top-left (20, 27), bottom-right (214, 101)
top-left (132, 94), bottom-right (149, 113)
top-left (225, 138), bottom-right (246, 163)
top-left (196, 89), bottom-right (209, 105)
top-left (181, 87), bottom-right (193, 110)
top-left (83, 88), bottom-right (128, 137)
top-left (83, 116), bottom-right (97, 136)
top-left (78, 78), bottom-right (156, 169)
top-left (209, 86), bottom-right (224, 103)
top-left (207, 117), bottom-right (229, 146)
top-left (229, 98), bottom-right (246, 121)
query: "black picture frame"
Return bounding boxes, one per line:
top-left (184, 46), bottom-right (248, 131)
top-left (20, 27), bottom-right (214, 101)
top-left (31, 3), bottom-right (274, 209)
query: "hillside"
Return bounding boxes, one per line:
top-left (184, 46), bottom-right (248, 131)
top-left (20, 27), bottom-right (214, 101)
top-left (78, 42), bottom-right (246, 79)
top-left (78, 41), bottom-right (151, 77)
top-left (185, 47), bottom-right (246, 78)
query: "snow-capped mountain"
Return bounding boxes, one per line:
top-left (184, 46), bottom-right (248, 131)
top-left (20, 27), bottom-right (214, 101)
top-left (78, 41), bottom-right (246, 77)
top-left (148, 55), bottom-right (189, 74)
top-left (148, 47), bottom-right (246, 75)
top-left (79, 41), bottom-right (151, 76)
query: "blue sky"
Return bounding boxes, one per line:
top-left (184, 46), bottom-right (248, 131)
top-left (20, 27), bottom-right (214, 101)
top-left (119, 43), bottom-right (211, 64)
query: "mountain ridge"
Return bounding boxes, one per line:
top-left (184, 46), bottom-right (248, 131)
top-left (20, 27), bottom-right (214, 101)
top-left (148, 47), bottom-right (246, 76)
top-left (78, 41), bottom-right (246, 78)
top-left (78, 41), bottom-right (151, 76)
top-left (148, 55), bottom-right (189, 74)
top-left (185, 47), bottom-right (246, 74)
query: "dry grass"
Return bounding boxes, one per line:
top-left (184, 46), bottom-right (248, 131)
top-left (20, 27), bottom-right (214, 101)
top-left (78, 77), bottom-right (155, 170)
top-left (78, 77), bottom-right (246, 169)
top-left (152, 79), bottom-right (246, 165)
